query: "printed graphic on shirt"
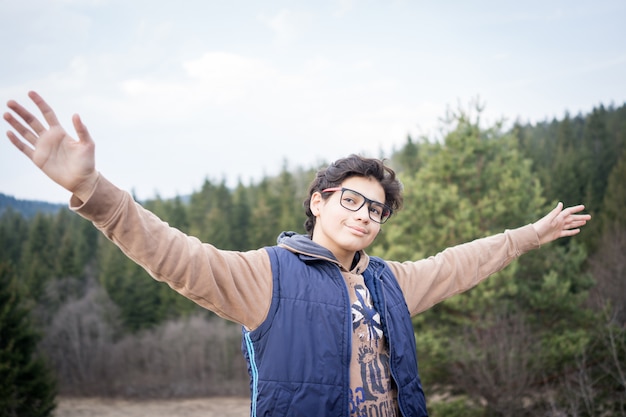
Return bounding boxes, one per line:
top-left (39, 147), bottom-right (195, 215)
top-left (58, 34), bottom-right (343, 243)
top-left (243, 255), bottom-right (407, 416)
top-left (352, 285), bottom-right (384, 342)
top-left (349, 284), bottom-right (398, 417)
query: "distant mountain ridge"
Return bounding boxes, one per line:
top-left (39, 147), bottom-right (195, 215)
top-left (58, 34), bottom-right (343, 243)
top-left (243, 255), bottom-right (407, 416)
top-left (0, 193), bottom-right (66, 218)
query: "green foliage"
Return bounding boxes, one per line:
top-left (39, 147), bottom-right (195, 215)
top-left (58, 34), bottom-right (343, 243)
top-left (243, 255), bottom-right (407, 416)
top-left (391, 135), bottom-right (425, 174)
top-left (376, 107), bottom-right (544, 261)
top-left (187, 179), bottom-right (234, 248)
top-left (231, 182), bottom-right (252, 250)
top-left (19, 213), bottom-right (56, 300)
top-left (0, 262), bottom-right (56, 417)
top-left (376, 106), bottom-right (544, 314)
top-left (522, 241), bottom-right (593, 315)
top-left (598, 146), bottom-right (626, 233)
top-left (97, 238), bottom-right (198, 333)
top-left (428, 396), bottom-right (484, 417)
top-left (144, 194), bottom-right (190, 233)
top-left (515, 103), bottom-right (626, 251)
top-left (543, 310), bottom-right (626, 415)
top-left (0, 208), bottom-right (28, 265)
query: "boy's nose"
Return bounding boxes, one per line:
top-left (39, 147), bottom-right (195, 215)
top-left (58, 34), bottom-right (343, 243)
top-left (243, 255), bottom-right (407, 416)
top-left (354, 203), bottom-right (371, 222)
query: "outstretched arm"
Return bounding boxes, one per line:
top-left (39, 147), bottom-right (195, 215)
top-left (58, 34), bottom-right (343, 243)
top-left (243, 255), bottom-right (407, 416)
top-left (393, 203), bottom-right (591, 315)
top-left (532, 202), bottom-right (591, 246)
top-left (4, 91), bottom-right (99, 202)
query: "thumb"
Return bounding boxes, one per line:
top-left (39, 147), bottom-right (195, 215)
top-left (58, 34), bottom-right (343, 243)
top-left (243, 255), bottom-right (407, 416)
top-left (72, 113), bottom-right (94, 146)
top-left (534, 201), bottom-right (563, 245)
top-left (552, 201), bottom-right (563, 218)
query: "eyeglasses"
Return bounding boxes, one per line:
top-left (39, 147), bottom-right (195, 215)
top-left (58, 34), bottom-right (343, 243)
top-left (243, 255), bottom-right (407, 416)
top-left (321, 187), bottom-right (393, 224)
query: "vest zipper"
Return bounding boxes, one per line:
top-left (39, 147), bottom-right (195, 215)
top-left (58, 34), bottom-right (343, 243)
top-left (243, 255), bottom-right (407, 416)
top-left (370, 269), bottom-right (409, 417)
top-left (336, 265), bottom-right (354, 417)
top-left (243, 331), bottom-right (259, 417)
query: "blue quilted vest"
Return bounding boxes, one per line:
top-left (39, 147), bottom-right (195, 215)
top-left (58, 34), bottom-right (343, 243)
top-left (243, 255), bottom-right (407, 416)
top-left (241, 243), bottom-right (428, 416)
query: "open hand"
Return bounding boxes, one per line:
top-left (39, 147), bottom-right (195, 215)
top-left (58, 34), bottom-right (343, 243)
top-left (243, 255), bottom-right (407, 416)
top-left (4, 91), bottom-right (98, 201)
top-left (532, 202), bottom-right (591, 245)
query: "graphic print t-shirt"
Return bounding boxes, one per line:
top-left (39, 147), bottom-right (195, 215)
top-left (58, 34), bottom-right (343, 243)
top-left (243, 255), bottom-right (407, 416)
top-left (345, 271), bottom-right (399, 417)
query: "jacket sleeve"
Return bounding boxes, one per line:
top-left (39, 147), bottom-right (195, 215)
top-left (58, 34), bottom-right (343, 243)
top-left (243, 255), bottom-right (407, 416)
top-left (69, 173), bottom-right (273, 330)
top-left (386, 225), bottom-right (540, 316)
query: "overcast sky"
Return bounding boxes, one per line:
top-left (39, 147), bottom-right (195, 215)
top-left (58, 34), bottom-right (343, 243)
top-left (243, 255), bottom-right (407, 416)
top-left (1, 0), bottom-right (625, 203)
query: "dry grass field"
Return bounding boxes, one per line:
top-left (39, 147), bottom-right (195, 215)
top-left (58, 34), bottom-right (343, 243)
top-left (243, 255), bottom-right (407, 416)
top-left (54, 397), bottom-right (250, 417)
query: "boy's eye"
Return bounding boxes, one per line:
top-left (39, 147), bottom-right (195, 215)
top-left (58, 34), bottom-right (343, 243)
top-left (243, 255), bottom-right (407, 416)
top-left (342, 195), bottom-right (361, 207)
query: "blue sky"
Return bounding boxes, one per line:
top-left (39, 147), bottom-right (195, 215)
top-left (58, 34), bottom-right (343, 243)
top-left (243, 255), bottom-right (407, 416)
top-left (1, 0), bottom-right (625, 203)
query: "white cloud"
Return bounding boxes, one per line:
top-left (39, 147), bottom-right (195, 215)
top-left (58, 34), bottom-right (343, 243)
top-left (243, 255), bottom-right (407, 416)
top-left (183, 52), bottom-right (277, 101)
top-left (55, 0), bottom-right (109, 5)
top-left (332, 0), bottom-right (358, 18)
top-left (258, 9), bottom-right (314, 46)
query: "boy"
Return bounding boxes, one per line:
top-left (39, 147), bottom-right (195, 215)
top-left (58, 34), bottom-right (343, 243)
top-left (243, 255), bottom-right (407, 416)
top-left (4, 91), bottom-right (590, 416)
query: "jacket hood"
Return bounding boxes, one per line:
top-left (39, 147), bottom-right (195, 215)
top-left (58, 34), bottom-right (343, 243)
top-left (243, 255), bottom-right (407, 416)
top-left (276, 231), bottom-right (370, 272)
top-left (276, 231), bottom-right (337, 260)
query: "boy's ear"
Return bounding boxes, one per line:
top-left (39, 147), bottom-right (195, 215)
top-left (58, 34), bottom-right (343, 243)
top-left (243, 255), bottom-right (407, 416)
top-left (309, 191), bottom-right (323, 215)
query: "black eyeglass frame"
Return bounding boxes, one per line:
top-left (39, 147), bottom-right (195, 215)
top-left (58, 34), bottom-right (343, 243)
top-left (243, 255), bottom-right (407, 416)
top-left (321, 187), bottom-right (393, 224)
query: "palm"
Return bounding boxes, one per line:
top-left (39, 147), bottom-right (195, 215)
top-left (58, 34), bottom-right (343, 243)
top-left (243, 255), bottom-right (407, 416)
top-left (4, 92), bottom-right (97, 198)
top-left (32, 125), bottom-right (94, 189)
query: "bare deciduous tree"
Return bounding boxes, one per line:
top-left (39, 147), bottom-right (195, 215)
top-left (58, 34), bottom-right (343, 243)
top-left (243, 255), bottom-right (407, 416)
top-left (40, 279), bottom-right (249, 398)
top-left (40, 280), bottom-right (120, 395)
top-left (450, 312), bottom-right (541, 417)
top-left (588, 225), bottom-right (626, 324)
top-left (111, 313), bottom-right (248, 397)
top-left (541, 309), bottom-right (626, 416)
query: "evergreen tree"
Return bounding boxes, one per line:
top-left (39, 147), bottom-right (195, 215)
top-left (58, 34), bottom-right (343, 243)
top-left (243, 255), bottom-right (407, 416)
top-left (188, 178), bottom-right (217, 241)
top-left (581, 106), bottom-right (614, 216)
top-left (165, 195), bottom-right (190, 232)
top-left (203, 180), bottom-right (235, 249)
top-left (0, 208), bottom-right (28, 265)
top-left (54, 210), bottom-right (81, 278)
top-left (72, 215), bottom-right (99, 270)
top-left (391, 135), bottom-right (423, 174)
top-left (144, 194), bottom-right (190, 233)
top-left (549, 114), bottom-right (587, 207)
top-left (20, 213), bottom-right (56, 300)
top-left (0, 262), bottom-right (56, 417)
top-left (249, 178), bottom-right (282, 247)
top-left (231, 181), bottom-right (252, 250)
top-left (375, 108), bottom-right (544, 260)
top-left (275, 162), bottom-right (304, 234)
top-left (599, 147), bottom-right (626, 233)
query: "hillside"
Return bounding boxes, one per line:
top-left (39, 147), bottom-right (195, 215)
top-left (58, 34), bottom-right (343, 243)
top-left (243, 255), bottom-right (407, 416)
top-left (0, 193), bottom-right (66, 218)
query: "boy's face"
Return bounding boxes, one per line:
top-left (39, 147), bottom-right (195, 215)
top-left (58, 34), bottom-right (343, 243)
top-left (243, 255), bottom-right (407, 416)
top-left (310, 176), bottom-right (384, 265)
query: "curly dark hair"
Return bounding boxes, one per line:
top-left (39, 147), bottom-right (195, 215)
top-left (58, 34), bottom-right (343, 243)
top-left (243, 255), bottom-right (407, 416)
top-left (303, 154), bottom-right (403, 236)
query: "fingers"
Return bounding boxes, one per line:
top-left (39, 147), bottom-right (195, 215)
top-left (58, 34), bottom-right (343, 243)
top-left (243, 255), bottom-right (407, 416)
top-left (5, 96), bottom-right (48, 136)
top-left (557, 204), bottom-right (590, 239)
top-left (561, 228), bottom-right (581, 238)
top-left (561, 205), bottom-right (591, 227)
top-left (562, 204), bottom-right (587, 215)
top-left (568, 217), bottom-right (590, 230)
top-left (3, 103), bottom-right (40, 147)
top-left (28, 91), bottom-right (61, 128)
top-left (6, 130), bottom-right (35, 160)
top-left (4, 91), bottom-right (62, 141)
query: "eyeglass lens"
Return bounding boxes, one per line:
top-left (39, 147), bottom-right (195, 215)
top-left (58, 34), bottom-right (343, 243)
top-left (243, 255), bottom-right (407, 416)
top-left (340, 189), bottom-right (391, 223)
